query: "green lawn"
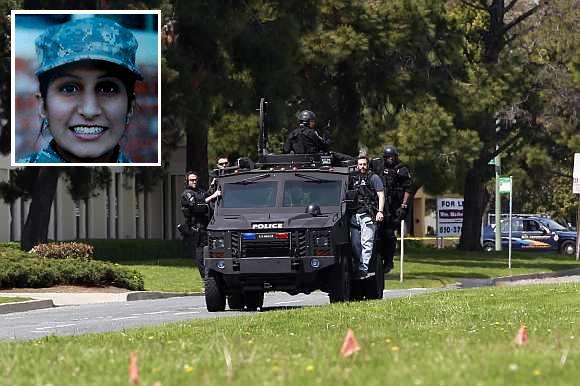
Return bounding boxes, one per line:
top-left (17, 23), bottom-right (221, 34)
top-left (386, 247), bottom-right (579, 289)
top-left (0, 283), bottom-right (577, 386)
top-left (0, 297), bottom-right (31, 304)
top-left (113, 247), bottom-right (579, 293)
top-left (113, 259), bottom-right (203, 293)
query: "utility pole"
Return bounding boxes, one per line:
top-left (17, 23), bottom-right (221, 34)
top-left (495, 118), bottom-right (502, 251)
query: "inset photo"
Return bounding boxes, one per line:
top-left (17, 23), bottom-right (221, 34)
top-left (11, 10), bottom-right (160, 166)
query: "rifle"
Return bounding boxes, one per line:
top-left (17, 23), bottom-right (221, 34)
top-left (257, 98), bottom-right (269, 156)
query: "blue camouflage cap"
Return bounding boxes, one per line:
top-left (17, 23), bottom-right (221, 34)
top-left (35, 17), bottom-right (143, 80)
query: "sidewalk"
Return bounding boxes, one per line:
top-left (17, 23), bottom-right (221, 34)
top-left (0, 287), bottom-right (199, 314)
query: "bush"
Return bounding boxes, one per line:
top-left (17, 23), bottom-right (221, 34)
top-left (83, 239), bottom-right (183, 261)
top-left (0, 256), bottom-right (144, 290)
top-left (31, 242), bottom-right (94, 260)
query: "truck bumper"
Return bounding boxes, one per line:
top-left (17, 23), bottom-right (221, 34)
top-left (205, 256), bottom-right (335, 275)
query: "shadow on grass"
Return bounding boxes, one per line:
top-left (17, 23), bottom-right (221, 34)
top-left (96, 257), bottom-right (198, 268)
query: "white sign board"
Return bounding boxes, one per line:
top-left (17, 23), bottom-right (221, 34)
top-left (437, 198), bottom-right (464, 236)
top-left (574, 153), bottom-right (580, 194)
top-left (499, 177), bottom-right (512, 194)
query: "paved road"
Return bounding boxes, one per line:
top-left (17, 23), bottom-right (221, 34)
top-left (0, 289), bottom-right (433, 341)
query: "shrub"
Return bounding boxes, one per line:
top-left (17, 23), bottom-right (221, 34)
top-left (31, 242), bottom-right (94, 260)
top-left (0, 256), bottom-right (144, 290)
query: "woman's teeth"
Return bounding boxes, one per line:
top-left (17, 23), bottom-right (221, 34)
top-left (72, 126), bottom-right (105, 135)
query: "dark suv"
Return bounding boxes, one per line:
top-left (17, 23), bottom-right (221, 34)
top-left (482, 216), bottom-right (577, 256)
top-left (202, 154), bottom-right (384, 311)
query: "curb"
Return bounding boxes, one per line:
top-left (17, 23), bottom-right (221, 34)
top-left (493, 267), bottom-right (580, 285)
top-left (126, 291), bottom-right (203, 301)
top-left (0, 299), bottom-right (54, 315)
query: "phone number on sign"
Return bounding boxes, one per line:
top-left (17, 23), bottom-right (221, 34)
top-left (439, 225), bottom-right (462, 234)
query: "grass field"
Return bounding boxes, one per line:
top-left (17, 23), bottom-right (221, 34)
top-left (114, 247), bottom-right (579, 293)
top-left (0, 297), bottom-right (30, 304)
top-left (0, 283), bottom-right (577, 386)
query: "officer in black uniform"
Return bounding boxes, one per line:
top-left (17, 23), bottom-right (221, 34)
top-left (378, 145), bottom-right (412, 273)
top-left (283, 110), bottom-right (330, 154)
top-left (350, 155), bottom-right (385, 278)
top-left (179, 171), bottom-right (221, 277)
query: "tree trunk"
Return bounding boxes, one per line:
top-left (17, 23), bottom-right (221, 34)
top-left (21, 167), bottom-right (60, 251)
top-left (335, 61), bottom-right (361, 156)
top-left (458, 166), bottom-right (490, 250)
top-left (186, 120), bottom-right (209, 189)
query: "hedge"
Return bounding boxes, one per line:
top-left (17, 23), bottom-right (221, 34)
top-left (0, 255), bottom-right (144, 290)
top-left (82, 239), bottom-right (183, 261)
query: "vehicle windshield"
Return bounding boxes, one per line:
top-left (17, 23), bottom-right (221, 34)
top-left (537, 218), bottom-right (567, 231)
top-left (283, 180), bottom-right (342, 207)
top-left (222, 182), bottom-right (277, 208)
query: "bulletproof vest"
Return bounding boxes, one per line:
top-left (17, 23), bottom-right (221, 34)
top-left (181, 188), bottom-right (209, 224)
top-left (352, 173), bottom-right (379, 216)
top-left (383, 163), bottom-right (409, 211)
top-left (288, 127), bottom-right (320, 154)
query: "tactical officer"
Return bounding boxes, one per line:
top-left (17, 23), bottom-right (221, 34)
top-left (379, 145), bottom-right (412, 273)
top-left (209, 156), bottom-right (229, 195)
top-left (350, 155), bottom-right (385, 278)
top-left (283, 110), bottom-right (330, 154)
top-left (179, 171), bottom-right (221, 277)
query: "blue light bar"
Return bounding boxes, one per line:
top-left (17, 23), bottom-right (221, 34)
top-left (242, 233), bottom-right (257, 240)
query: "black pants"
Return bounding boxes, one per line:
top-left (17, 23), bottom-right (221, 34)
top-left (182, 225), bottom-right (206, 278)
top-left (378, 226), bottom-right (397, 273)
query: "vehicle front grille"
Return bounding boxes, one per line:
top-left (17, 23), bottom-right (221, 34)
top-left (240, 233), bottom-right (291, 258)
top-left (295, 231), bottom-right (307, 257)
top-left (230, 231), bottom-right (240, 258)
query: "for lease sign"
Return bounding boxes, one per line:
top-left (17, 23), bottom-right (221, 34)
top-left (437, 197), bottom-right (464, 236)
top-left (574, 153), bottom-right (580, 194)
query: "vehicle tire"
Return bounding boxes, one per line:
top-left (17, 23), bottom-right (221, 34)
top-left (227, 292), bottom-right (244, 310)
top-left (329, 254), bottom-right (351, 303)
top-left (244, 291), bottom-right (264, 311)
top-left (482, 242), bottom-right (495, 252)
top-left (364, 256), bottom-right (384, 300)
top-left (204, 275), bottom-right (226, 312)
top-left (560, 240), bottom-right (576, 257)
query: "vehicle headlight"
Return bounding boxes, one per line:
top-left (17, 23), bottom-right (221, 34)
top-left (210, 238), bottom-right (225, 249)
top-left (315, 236), bottom-right (330, 248)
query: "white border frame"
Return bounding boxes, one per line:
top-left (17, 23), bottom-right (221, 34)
top-left (11, 9), bottom-right (162, 167)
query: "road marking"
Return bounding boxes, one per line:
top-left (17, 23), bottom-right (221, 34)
top-left (143, 311), bottom-right (170, 315)
top-left (110, 316), bottom-right (140, 321)
top-left (173, 311), bottom-right (200, 316)
top-left (35, 323), bottom-right (77, 330)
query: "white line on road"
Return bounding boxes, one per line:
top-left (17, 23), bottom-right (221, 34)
top-left (143, 311), bottom-right (171, 315)
top-left (110, 316), bottom-right (140, 321)
top-left (173, 311), bottom-right (200, 316)
top-left (35, 324), bottom-right (77, 330)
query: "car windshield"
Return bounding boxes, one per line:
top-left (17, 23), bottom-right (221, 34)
top-left (283, 180), bottom-right (342, 207)
top-left (537, 218), bottom-right (567, 231)
top-left (222, 182), bottom-right (277, 208)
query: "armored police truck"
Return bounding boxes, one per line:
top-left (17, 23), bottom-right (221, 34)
top-left (203, 153), bottom-right (385, 311)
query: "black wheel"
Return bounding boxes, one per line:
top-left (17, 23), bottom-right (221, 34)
top-left (482, 241), bottom-right (495, 252)
top-left (329, 253), bottom-right (351, 303)
top-left (243, 291), bottom-right (264, 311)
top-left (364, 256), bottom-right (384, 300)
top-left (227, 292), bottom-right (244, 310)
top-left (204, 275), bottom-right (226, 312)
top-left (560, 241), bottom-right (576, 257)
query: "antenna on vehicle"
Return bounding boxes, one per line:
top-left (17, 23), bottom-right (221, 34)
top-left (257, 98), bottom-right (269, 157)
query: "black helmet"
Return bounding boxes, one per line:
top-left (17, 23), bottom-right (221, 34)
top-left (383, 145), bottom-right (399, 166)
top-left (297, 110), bottom-right (316, 124)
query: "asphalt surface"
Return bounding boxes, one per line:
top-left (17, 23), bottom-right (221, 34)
top-left (0, 289), bottom-right (432, 341)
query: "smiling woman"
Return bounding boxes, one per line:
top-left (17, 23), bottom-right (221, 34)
top-left (13, 14), bottom-right (159, 164)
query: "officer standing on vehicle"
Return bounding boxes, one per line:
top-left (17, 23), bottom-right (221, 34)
top-left (283, 110), bottom-right (330, 154)
top-left (379, 145), bottom-right (412, 273)
top-left (209, 156), bottom-right (229, 195)
top-left (179, 171), bottom-right (221, 277)
top-left (350, 155), bottom-right (385, 278)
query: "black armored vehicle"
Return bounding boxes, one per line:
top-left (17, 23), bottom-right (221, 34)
top-left (203, 152), bottom-right (385, 311)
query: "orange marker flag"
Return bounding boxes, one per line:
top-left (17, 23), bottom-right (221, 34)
top-left (153, 383), bottom-right (163, 386)
top-left (128, 351), bottom-right (139, 385)
top-left (340, 328), bottom-right (361, 357)
top-left (514, 325), bottom-right (529, 346)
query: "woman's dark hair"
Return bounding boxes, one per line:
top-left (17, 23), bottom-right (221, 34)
top-left (38, 60), bottom-right (137, 108)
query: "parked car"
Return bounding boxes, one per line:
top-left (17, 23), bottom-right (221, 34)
top-left (482, 216), bottom-right (577, 257)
